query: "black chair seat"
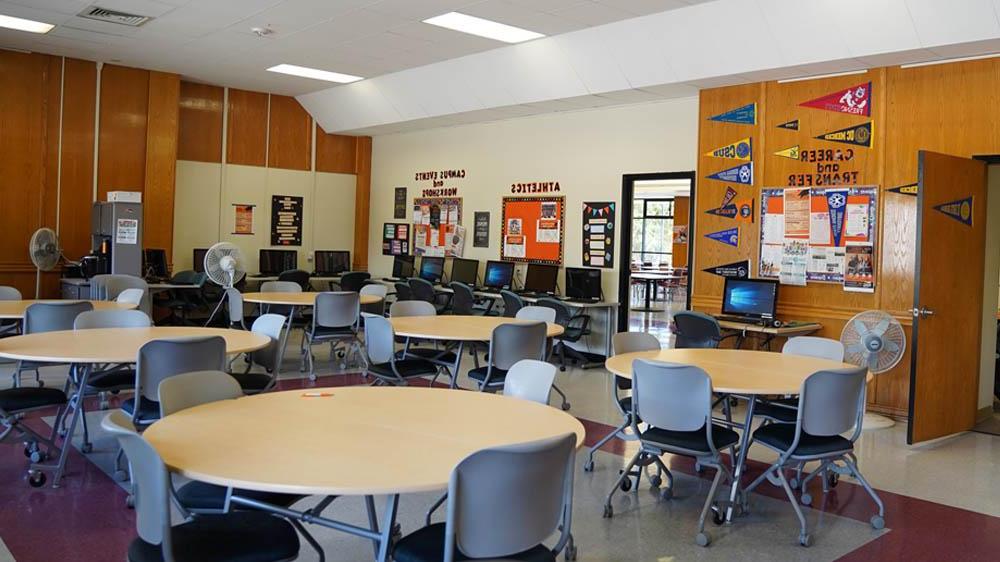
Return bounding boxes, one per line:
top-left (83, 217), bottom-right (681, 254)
top-left (754, 397), bottom-right (798, 423)
top-left (307, 325), bottom-right (356, 338)
top-left (401, 348), bottom-right (458, 364)
top-left (393, 522), bottom-right (555, 562)
top-left (87, 369), bottom-right (135, 390)
top-left (753, 423), bottom-right (853, 457)
top-left (467, 366), bottom-right (507, 385)
top-left (369, 359), bottom-right (437, 379)
top-left (642, 423), bottom-right (739, 454)
top-left (0, 387), bottom-right (67, 412)
top-left (176, 481), bottom-right (305, 511)
top-left (128, 511), bottom-right (299, 562)
top-left (618, 396), bottom-right (631, 411)
top-left (229, 372), bottom-right (273, 393)
top-left (121, 396), bottom-right (161, 424)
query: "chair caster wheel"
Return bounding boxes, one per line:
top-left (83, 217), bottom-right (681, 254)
top-left (37, 381), bottom-right (45, 388)
top-left (801, 493), bottom-right (812, 506)
top-left (799, 534), bottom-right (812, 547)
top-left (711, 506), bottom-right (725, 526)
top-left (696, 532), bottom-right (710, 547)
top-left (828, 472), bottom-right (839, 488)
top-left (870, 515), bottom-right (885, 530)
top-left (561, 402), bottom-right (571, 411)
top-left (602, 504), bottom-right (613, 518)
top-left (81, 443), bottom-right (93, 454)
top-left (649, 474), bottom-right (662, 488)
top-left (560, 366), bottom-right (566, 372)
top-left (114, 469), bottom-right (129, 482)
top-left (308, 374), bottom-right (317, 381)
top-left (392, 522), bottom-right (402, 541)
top-left (564, 544), bottom-right (577, 561)
top-left (27, 470), bottom-right (46, 488)
top-left (619, 478), bottom-right (632, 492)
top-left (583, 460), bottom-right (594, 472)
top-left (30, 451), bottom-right (46, 463)
top-left (789, 477), bottom-right (799, 489)
top-left (23, 445), bottom-right (34, 458)
top-left (126, 495), bottom-right (135, 508)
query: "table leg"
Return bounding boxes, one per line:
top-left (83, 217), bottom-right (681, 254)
top-left (605, 305), bottom-right (614, 357)
top-left (54, 363), bottom-right (90, 488)
top-left (725, 394), bottom-right (756, 522)
top-left (376, 495), bottom-right (400, 562)
top-left (448, 341), bottom-right (465, 389)
top-left (644, 280), bottom-right (652, 310)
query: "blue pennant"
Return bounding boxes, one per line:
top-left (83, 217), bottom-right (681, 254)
top-left (705, 227), bottom-right (739, 247)
top-left (708, 103), bottom-right (756, 125)
top-left (706, 162), bottom-right (753, 185)
top-left (933, 196), bottom-right (973, 226)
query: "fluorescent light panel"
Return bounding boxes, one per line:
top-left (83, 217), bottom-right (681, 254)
top-left (0, 14), bottom-right (55, 34)
top-left (423, 12), bottom-right (544, 43)
top-left (900, 52), bottom-right (999, 69)
top-left (266, 64), bottom-right (362, 84)
top-left (777, 69), bottom-right (868, 84)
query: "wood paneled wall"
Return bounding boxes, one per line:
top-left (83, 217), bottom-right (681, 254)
top-left (693, 58), bottom-right (1000, 416)
top-left (267, 95), bottom-right (312, 171)
top-left (672, 196), bottom-right (690, 268)
top-left (178, 81), bottom-right (223, 163)
top-left (226, 88), bottom-right (268, 167)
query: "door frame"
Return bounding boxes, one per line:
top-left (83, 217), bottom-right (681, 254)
top-left (617, 171), bottom-right (696, 332)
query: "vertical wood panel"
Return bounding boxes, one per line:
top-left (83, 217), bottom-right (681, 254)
top-left (227, 89), bottom-right (268, 166)
top-left (178, 81), bottom-right (223, 163)
top-left (59, 58), bottom-right (97, 260)
top-left (43, 55), bottom-right (61, 233)
top-left (672, 196), bottom-right (689, 267)
top-left (144, 71), bottom-right (180, 258)
top-left (268, 95), bottom-right (312, 171)
top-left (97, 64), bottom-right (149, 200)
top-left (316, 127), bottom-right (358, 173)
top-left (353, 136), bottom-right (372, 271)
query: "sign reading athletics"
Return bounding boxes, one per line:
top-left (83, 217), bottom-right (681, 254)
top-left (800, 82), bottom-right (872, 116)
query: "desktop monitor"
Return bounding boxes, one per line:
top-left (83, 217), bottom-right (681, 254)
top-left (483, 260), bottom-right (514, 290)
top-left (192, 248), bottom-right (208, 273)
top-left (143, 249), bottom-right (169, 278)
top-left (314, 250), bottom-right (350, 275)
top-left (565, 267), bottom-right (602, 300)
top-left (721, 278), bottom-right (779, 320)
top-left (450, 258), bottom-right (479, 286)
top-left (523, 263), bottom-right (559, 294)
top-left (259, 249), bottom-right (297, 276)
top-left (392, 255), bottom-right (415, 278)
top-left (418, 256), bottom-right (444, 283)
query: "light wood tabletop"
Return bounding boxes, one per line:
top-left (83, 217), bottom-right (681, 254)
top-left (0, 300), bottom-right (136, 320)
top-left (144, 386), bottom-right (585, 496)
top-left (242, 292), bottom-right (381, 307)
top-left (389, 315), bottom-right (564, 341)
top-left (605, 348), bottom-right (857, 395)
top-left (0, 327), bottom-right (269, 364)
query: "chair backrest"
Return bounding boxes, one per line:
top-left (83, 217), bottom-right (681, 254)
top-left (24, 301), bottom-right (94, 334)
top-left (516, 306), bottom-right (556, 323)
top-left (408, 277), bottom-right (436, 303)
top-left (116, 288), bottom-right (145, 306)
top-left (100, 412), bottom-right (172, 554)
top-left (91, 274), bottom-right (150, 313)
top-left (339, 271), bottom-right (371, 292)
top-left (798, 367), bottom-right (868, 437)
top-left (158, 370), bottom-right (242, 417)
top-left (169, 270), bottom-right (199, 285)
top-left (488, 322), bottom-right (547, 371)
top-left (260, 280), bottom-right (301, 293)
top-left (393, 282), bottom-right (412, 301)
top-left (389, 300), bottom-right (436, 317)
top-left (362, 313), bottom-right (395, 365)
top-left (447, 433), bottom-right (575, 559)
top-left (0, 286), bottom-right (22, 300)
top-left (449, 282), bottom-right (476, 315)
top-left (314, 292), bottom-right (359, 329)
top-left (632, 359), bottom-right (712, 433)
top-left (360, 283), bottom-right (387, 299)
top-left (74, 309), bottom-right (151, 330)
top-left (672, 311), bottom-right (722, 349)
top-left (503, 359), bottom-right (557, 405)
top-left (226, 288), bottom-right (245, 326)
top-left (782, 336), bottom-right (845, 362)
top-left (500, 290), bottom-right (524, 318)
top-left (135, 337), bottom-right (226, 403)
top-left (250, 313), bottom-right (287, 371)
top-left (278, 269), bottom-right (311, 290)
top-left (612, 332), bottom-right (661, 355)
top-left (535, 298), bottom-right (573, 326)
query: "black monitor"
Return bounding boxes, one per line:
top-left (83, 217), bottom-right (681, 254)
top-left (722, 278), bottom-right (779, 320)
top-left (259, 249), bottom-right (297, 276)
top-left (314, 250), bottom-right (350, 275)
top-left (523, 263), bottom-right (559, 294)
top-left (192, 248), bottom-right (208, 273)
top-left (418, 256), bottom-right (444, 283)
top-left (392, 255), bottom-right (415, 279)
top-left (450, 258), bottom-right (479, 286)
top-left (483, 260), bottom-right (514, 290)
top-left (143, 249), bottom-right (168, 278)
top-left (565, 267), bottom-right (602, 300)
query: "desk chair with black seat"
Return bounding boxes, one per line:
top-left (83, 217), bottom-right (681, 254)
top-left (301, 292), bottom-right (361, 380)
top-left (0, 286), bottom-right (22, 337)
top-left (743, 366), bottom-right (884, 547)
top-left (602, 360), bottom-right (738, 548)
top-left (362, 313), bottom-right (440, 386)
top-left (673, 310), bottom-right (735, 349)
top-left (14, 301), bottom-right (93, 388)
top-left (1, 384), bottom-right (73, 488)
top-left (389, 300), bottom-right (461, 378)
top-left (409, 277), bottom-right (451, 314)
top-left (468, 322), bottom-right (547, 397)
top-left (537, 297), bottom-right (592, 372)
top-left (394, 281), bottom-right (412, 302)
top-left (159, 271), bottom-right (207, 325)
top-left (230, 314), bottom-right (287, 394)
top-left (278, 268), bottom-right (311, 291)
top-left (334, 271), bottom-right (371, 292)
top-left (500, 289), bottom-right (524, 318)
top-left (101, 411), bottom-right (302, 562)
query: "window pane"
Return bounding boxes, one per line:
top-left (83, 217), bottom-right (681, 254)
top-left (646, 200), bottom-right (674, 217)
top-left (632, 199), bottom-right (644, 218)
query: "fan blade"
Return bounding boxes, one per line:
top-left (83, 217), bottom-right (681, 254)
top-left (851, 318), bottom-right (871, 340)
top-left (882, 339), bottom-right (901, 355)
top-left (870, 318), bottom-right (890, 337)
top-left (845, 342), bottom-right (867, 356)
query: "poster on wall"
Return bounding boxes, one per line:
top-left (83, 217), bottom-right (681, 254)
top-left (582, 202), bottom-right (615, 268)
top-left (271, 195), bottom-right (303, 246)
top-left (672, 225), bottom-right (689, 244)
top-left (473, 212), bottom-right (490, 248)
top-left (844, 244), bottom-right (875, 292)
top-left (115, 219), bottom-right (138, 245)
top-left (393, 187), bottom-right (407, 219)
top-left (233, 204), bottom-right (254, 235)
top-left (412, 197), bottom-right (463, 257)
top-left (382, 223), bottom-right (410, 256)
top-left (501, 196), bottom-right (564, 264)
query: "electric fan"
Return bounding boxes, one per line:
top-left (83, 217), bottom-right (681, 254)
top-left (28, 228), bottom-right (61, 298)
top-left (841, 310), bottom-right (907, 429)
top-left (202, 242), bottom-right (246, 326)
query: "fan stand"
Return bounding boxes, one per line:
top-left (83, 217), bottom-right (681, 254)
top-left (34, 268), bottom-right (42, 299)
top-left (204, 270), bottom-right (235, 328)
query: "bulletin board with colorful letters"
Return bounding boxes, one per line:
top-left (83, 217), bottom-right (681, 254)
top-left (501, 196), bottom-right (564, 265)
top-left (381, 223), bottom-right (410, 256)
top-left (412, 197), bottom-right (465, 257)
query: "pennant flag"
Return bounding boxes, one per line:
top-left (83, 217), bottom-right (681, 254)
top-left (800, 82), bottom-right (872, 116)
top-left (774, 145), bottom-right (800, 160)
top-left (706, 162), bottom-right (753, 185)
top-left (705, 137), bottom-right (752, 161)
top-left (706, 205), bottom-right (738, 219)
top-left (735, 199), bottom-right (755, 224)
top-left (826, 190), bottom-right (848, 247)
top-left (888, 183), bottom-right (918, 196)
top-left (708, 103), bottom-right (756, 125)
top-left (934, 197), bottom-right (973, 226)
top-left (719, 186), bottom-right (738, 208)
top-left (777, 119), bottom-right (799, 130)
top-left (815, 122), bottom-right (873, 148)
top-left (703, 260), bottom-right (750, 279)
top-left (705, 227), bottom-right (739, 247)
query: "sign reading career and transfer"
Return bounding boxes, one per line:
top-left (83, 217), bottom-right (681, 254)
top-left (271, 195), bottom-right (303, 246)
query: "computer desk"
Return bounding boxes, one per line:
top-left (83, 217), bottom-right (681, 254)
top-left (715, 318), bottom-right (823, 350)
top-left (244, 275), bottom-right (343, 290)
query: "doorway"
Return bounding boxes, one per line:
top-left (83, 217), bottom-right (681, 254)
top-left (972, 159), bottom-right (1000, 436)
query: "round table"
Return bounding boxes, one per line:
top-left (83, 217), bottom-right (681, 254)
top-left (144, 386), bottom-right (585, 561)
top-left (242, 292), bottom-right (382, 307)
top-left (0, 299), bottom-right (136, 320)
top-left (629, 273), bottom-right (684, 312)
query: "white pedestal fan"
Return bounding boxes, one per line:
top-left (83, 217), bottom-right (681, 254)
top-left (841, 310), bottom-right (907, 430)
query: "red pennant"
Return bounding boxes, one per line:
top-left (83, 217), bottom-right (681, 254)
top-left (800, 82), bottom-right (871, 116)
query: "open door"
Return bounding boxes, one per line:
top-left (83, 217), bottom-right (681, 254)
top-left (908, 151), bottom-right (988, 444)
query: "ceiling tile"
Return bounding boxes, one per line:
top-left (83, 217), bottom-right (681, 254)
top-left (461, 0), bottom-right (583, 35)
top-left (549, 1), bottom-right (636, 26)
top-left (367, 0), bottom-right (479, 20)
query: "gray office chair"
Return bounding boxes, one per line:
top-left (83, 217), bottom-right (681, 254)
top-left (335, 271), bottom-right (371, 292)
top-left (390, 300), bottom-right (459, 371)
top-left (301, 292), bottom-right (361, 380)
top-left (755, 336), bottom-right (846, 424)
top-left (468, 322), bottom-right (548, 396)
top-left (537, 297), bottom-right (592, 372)
top-left (514, 307), bottom-right (571, 410)
top-left (1, 385), bottom-right (72, 488)
top-left (229, 314), bottom-right (287, 394)
top-left (0, 286), bottom-right (22, 337)
top-left (503, 360), bottom-right (557, 406)
top-left (224, 288), bottom-right (250, 330)
top-left (258, 280), bottom-right (301, 317)
top-left (743, 366), bottom-right (884, 547)
top-left (361, 313), bottom-right (439, 385)
top-left (409, 277), bottom-right (451, 313)
top-left (500, 290), bottom-right (524, 318)
top-left (603, 360), bottom-right (739, 548)
top-left (14, 301), bottom-right (94, 388)
top-left (100, 412), bottom-right (301, 562)
top-left (673, 310), bottom-right (732, 349)
top-left (116, 288), bottom-right (145, 307)
top-left (74, 308), bottom-right (152, 417)
top-left (360, 283), bottom-right (387, 316)
top-left (278, 268), bottom-right (311, 291)
top-left (395, 433), bottom-right (577, 562)
top-left (583, 332), bottom-right (660, 473)
top-left (394, 281), bottom-right (413, 302)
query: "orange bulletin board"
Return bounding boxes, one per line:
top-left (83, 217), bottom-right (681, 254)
top-left (501, 196), bottom-right (564, 265)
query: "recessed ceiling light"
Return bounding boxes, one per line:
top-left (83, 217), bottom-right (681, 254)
top-left (266, 64), bottom-right (363, 84)
top-left (423, 12), bottom-right (544, 43)
top-left (0, 14), bottom-right (55, 34)
top-left (900, 52), bottom-right (999, 69)
top-left (777, 69), bottom-right (868, 84)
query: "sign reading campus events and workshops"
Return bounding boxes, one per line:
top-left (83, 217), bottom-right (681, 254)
top-left (582, 202), bottom-right (615, 268)
top-left (271, 195), bottom-right (303, 246)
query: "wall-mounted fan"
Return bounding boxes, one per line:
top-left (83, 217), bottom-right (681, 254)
top-left (28, 228), bottom-right (61, 298)
top-left (841, 310), bottom-right (907, 429)
top-left (203, 242), bottom-right (246, 326)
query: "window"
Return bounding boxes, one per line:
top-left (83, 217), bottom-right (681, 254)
top-left (632, 199), bottom-right (675, 266)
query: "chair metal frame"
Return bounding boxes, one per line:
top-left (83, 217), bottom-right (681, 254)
top-left (301, 292), bottom-right (362, 380)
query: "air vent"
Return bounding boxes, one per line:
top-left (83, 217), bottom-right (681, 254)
top-left (78, 6), bottom-right (152, 27)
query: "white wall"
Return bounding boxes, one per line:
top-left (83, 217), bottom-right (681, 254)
top-left (979, 164), bottom-right (1000, 410)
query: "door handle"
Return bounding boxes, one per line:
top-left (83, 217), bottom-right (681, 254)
top-left (910, 306), bottom-right (935, 318)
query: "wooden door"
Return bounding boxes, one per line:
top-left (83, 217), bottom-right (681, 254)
top-left (908, 151), bottom-right (987, 444)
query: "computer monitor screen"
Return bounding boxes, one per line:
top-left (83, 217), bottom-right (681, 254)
top-left (483, 261), bottom-right (514, 290)
top-left (523, 263), bottom-right (559, 294)
top-left (314, 250), bottom-right (350, 275)
top-left (259, 249), bottom-right (297, 276)
top-left (722, 278), bottom-right (779, 319)
top-left (192, 248), bottom-right (208, 273)
top-left (450, 258), bottom-right (479, 286)
top-left (418, 256), bottom-right (444, 283)
top-left (143, 249), bottom-right (168, 278)
top-left (565, 267), bottom-right (602, 300)
top-left (392, 255), bottom-right (415, 278)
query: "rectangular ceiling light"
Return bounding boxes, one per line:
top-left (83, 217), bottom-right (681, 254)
top-left (777, 69), bottom-right (867, 84)
top-left (0, 14), bottom-right (55, 34)
top-left (900, 53), bottom-right (999, 69)
top-left (423, 12), bottom-right (544, 43)
top-left (266, 64), bottom-right (363, 84)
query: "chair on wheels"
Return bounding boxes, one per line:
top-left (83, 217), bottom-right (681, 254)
top-left (448, 282), bottom-right (477, 315)
top-left (583, 332), bottom-right (659, 473)
top-left (0, 286), bottom-right (21, 337)
top-left (394, 281), bottom-right (413, 302)
top-left (1, 385), bottom-right (73, 488)
top-left (394, 433), bottom-right (577, 562)
top-left (602, 360), bottom-right (739, 548)
top-left (101, 411), bottom-right (301, 562)
top-left (159, 271), bottom-right (208, 325)
top-left (361, 313), bottom-right (440, 386)
top-left (301, 292), bottom-right (361, 380)
top-left (755, 336), bottom-right (846, 424)
top-left (223, 288), bottom-right (255, 330)
top-left (91, 274), bottom-right (152, 316)
top-left (537, 298), bottom-right (592, 371)
top-left (116, 288), bottom-right (145, 307)
top-left (390, 300), bottom-right (460, 374)
top-left (335, 271), bottom-right (371, 292)
top-left (515, 307), bottom-right (571, 410)
top-left (500, 290), bottom-right (524, 318)
top-left (360, 283), bottom-right (388, 317)
top-left (409, 277), bottom-right (451, 313)
top-left (468, 322), bottom-right (548, 397)
top-left (503, 360), bottom-right (557, 406)
top-left (229, 314), bottom-right (288, 394)
top-left (278, 268), bottom-right (311, 291)
top-left (672, 311), bottom-right (733, 349)
top-left (13, 301), bottom-right (93, 387)
top-left (743, 366), bottom-right (884, 547)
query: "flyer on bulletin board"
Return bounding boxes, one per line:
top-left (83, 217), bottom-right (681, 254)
top-left (501, 196), bottom-right (564, 264)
